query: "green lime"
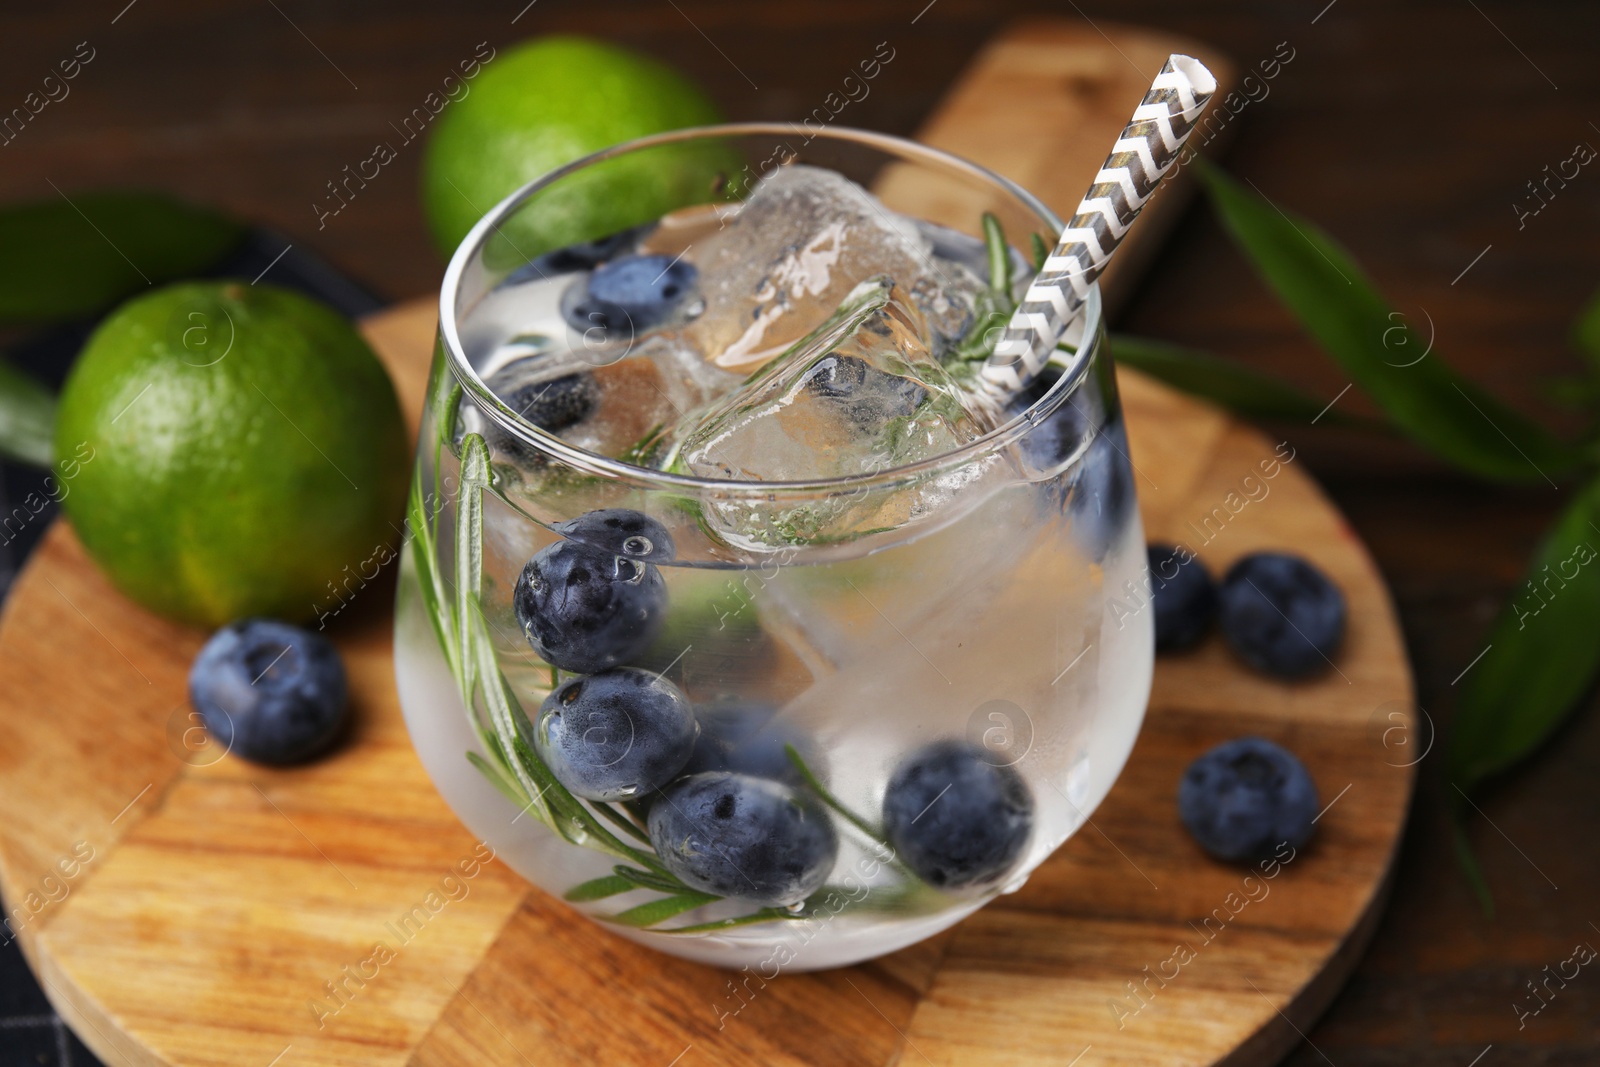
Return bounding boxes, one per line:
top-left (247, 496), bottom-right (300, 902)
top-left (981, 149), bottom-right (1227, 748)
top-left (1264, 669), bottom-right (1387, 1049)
top-left (55, 282), bottom-right (409, 628)
top-left (422, 35), bottom-right (731, 260)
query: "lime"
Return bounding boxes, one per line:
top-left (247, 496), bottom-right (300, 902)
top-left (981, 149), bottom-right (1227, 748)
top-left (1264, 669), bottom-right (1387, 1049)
top-left (55, 282), bottom-right (409, 628)
top-left (421, 35), bottom-right (730, 259)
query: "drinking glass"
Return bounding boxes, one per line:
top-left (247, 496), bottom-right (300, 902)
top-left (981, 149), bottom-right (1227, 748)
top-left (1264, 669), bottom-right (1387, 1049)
top-left (395, 125), bottom-right (1153, 971)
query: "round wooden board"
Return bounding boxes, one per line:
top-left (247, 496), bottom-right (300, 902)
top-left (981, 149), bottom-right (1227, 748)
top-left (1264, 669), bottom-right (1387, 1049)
top-left (0, 296), bottom-right (1416, 1067)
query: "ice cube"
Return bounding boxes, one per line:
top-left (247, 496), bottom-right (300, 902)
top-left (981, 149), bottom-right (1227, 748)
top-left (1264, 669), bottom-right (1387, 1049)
top-left (466, 342), bottom-right (680, 475)
top-left (681, 165), bottom-right (985, 373)
top-left (666, 276), bottom-right (1002, 549)
top-left (675, 276), bottom-right (984, 481)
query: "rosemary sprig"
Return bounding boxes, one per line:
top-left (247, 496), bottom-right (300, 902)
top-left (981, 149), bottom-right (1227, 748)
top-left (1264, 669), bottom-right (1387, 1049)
top-left (565, 875), bottom-right (635, 902)
top-left (784, 743), bottom-right (880, 841)
top-left (657, 908), bottom-right (806, 935)
top-left (591, 800), bottom-right (653, 846)
top-left (1030, 232), bottom-right (1050, 271)
top-left (785, 744), bottom-right (916, 882)
top-left (618, 422), bottom-right (669, 466)
top-left (983, 211), bottom-right (1012, 297)
top-left (606, 893), bottom-right (722, 928)
top-left (947, 212), bottom-right (1019, 366)
top-left (613, 865), bottom-right (689, 894)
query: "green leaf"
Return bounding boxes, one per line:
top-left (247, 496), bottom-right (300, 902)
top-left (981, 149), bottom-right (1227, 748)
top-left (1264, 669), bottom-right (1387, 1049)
top-left (591, 801), bottom-right (652, 845)
top-left (564, 875), bottom-right (636, 903)
top-left (981, 212), bottom-right (1011, 297)
top-left (660, 908), bottom-right (800, 934)
top-left (1452, 476), bottom-right (1600, 789)
top-left (939, 213), bottom-right (1021, 370)
top-left (504, 713), bottom-right (669, 874)
top-left (450, 436), bottom-right (555, 828)
top-left (606, 892), bottom-right (719, 928)
top-left (617, 423), bottom-right (667, 467)
top-left (785, 743), bottom-right (896, 857)
top-left (406, 470), bottom-right (455, 679)
top-left (455, 433), bottom-right (491, 708)
top-left (1449, 808), bottom-right (1496, 919)
top-left (465, 751), bottom-right (526, 806)
top-left (0, 359), bottom-right (56, 466)
top-left (1030, 232), bottom-right (1050, 272)
top-left (1109, 334), bottom-right (1372, 426)
top-left (1197, 161), bottom-right (1580, 484)
top-left (612, 865), bottom-right (687, 895)
top-left (1535, 374), bottom-right (1600, 412)
top-left (475, 649), bottom-right (557, 831)
top-left (0, 191), bottom-right (244, 323)
top-left (508, 734), bottom-right (586, 846)
top-left (1574, 283), bottom-right (1600, 372)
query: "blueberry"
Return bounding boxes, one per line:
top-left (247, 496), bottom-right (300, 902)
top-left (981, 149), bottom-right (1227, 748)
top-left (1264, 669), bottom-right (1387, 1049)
top-left (1147, 544), bottom-right (1218, 652)
top-left (678, 700), bottom-right (813, 786)
top-left (1217, 552), bottom-right (1346, 678)
top-left (188, 619), bottom-right (347, 765)
top-left (1179, 737), bottom-right (1318, 862)
top-left (501, 226), bottom-right (646, 286)
top-left (800, 354), bottom-right (928, 430)
top-left (560, 283), bottom-right (630, 337)
top-left (487, 364), bottom-right (600, 434)
top-left (882, 740), bottom-right (1033, 891)
top-left (476, 361), bottom-right (601, 468)
top-left (560, 253), bottom-right (696, 335)
top-left (1007, 365), bottom-right (1087, 470)
top-left (1067, 419), bottom-right (1134, 562)
top-left (530, 668), bottom-right (696, 801)
top-left (648, 772), bottom-right (838, 907)
top-left (553, 508), bottom-right (675, 564)
top-left (588, 254), bottom-right (697, 323)
top-left (1008, 368), bottom-right (1133, 560)
top-left (512, 541), bottom-right (668, 674)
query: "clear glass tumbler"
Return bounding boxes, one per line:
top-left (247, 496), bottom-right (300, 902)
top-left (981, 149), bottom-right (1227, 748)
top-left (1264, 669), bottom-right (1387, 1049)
top-left (395, 125), bottom-right (1153, 971)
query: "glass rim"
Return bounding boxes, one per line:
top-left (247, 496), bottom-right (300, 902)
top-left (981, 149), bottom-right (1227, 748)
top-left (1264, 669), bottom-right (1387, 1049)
top-left (438, 122), bottom-right (1101, 497)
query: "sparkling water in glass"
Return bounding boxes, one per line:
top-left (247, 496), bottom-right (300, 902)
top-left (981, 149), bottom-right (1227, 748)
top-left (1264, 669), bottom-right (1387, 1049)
top-left (395, 126), bottom-right (1152, 971)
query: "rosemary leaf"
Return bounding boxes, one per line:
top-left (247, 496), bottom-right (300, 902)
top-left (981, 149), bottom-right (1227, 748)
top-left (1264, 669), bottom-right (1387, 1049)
top-left (786, 744), bottom-right (882, 842)
top-left (592, 800), bottom-right (653, 845)
top-left (981, 211), bottom-right (1011, 297)
top-left (1030, 232), bottom-right (1050, 272)
top-left (613, 865), bottom-right (690, 895)
top-left (406, 471), bottom-right (455, 678)
top-left (660, 908), bottom-right (803, 935)
top-left (466, 751), bottom-right (527, 806)
top-left (606, 892), bottom-right (720, 928)
top-left (565, 875), bottom-right (637, 903)
top-left (454, 434), bottom-right (490, 709)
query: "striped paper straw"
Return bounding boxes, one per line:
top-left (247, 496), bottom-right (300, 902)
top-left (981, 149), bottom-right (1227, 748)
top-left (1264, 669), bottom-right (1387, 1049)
top-left (982, 54), bottom-right (1217, 395)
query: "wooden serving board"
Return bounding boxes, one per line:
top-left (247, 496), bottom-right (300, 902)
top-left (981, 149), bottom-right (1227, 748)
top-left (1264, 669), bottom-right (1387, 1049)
top-left (0, 19), bottom-right (1416, 1067)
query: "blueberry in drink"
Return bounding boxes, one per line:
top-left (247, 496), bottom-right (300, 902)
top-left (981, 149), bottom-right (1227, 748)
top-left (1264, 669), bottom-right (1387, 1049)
top-left (649, 771), bottom-right (838, 907)
top-left (531, 668), bottom-right (697, 801)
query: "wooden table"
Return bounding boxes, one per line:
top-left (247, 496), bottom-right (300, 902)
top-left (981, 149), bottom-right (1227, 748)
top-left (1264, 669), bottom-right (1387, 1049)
top-left (0, 2), bottom-right (1596, 1064)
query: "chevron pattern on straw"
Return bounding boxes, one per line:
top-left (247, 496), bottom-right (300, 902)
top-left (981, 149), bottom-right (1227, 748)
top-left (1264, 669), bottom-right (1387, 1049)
top-left (982, 54), bottom-right (1217, 395)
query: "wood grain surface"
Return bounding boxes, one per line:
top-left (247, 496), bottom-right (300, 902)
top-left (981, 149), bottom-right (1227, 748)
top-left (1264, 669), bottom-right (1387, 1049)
top-left (0, 295), bottom-right (1416, 1066)
top-left (3, 3), bottom-right (1592, 1064)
